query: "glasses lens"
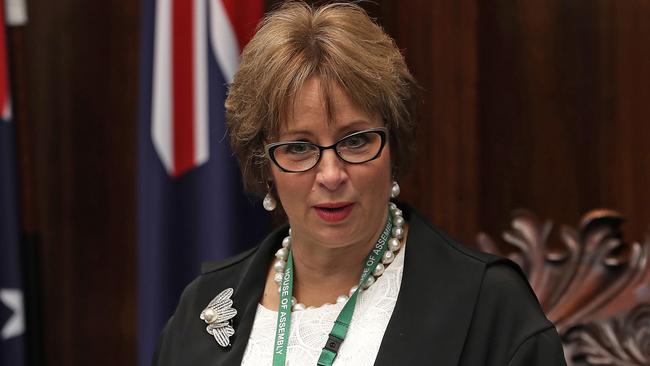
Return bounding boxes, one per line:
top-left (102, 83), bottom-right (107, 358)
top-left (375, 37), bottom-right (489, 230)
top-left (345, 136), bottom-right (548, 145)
top-left (336, 131), bottom-right (383, 163)
top-left (272, 142), bottom-right (320, 172)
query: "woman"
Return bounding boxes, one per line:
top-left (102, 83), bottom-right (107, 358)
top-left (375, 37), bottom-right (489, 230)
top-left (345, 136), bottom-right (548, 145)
top-left (153, 2), bottom-right (566, 365)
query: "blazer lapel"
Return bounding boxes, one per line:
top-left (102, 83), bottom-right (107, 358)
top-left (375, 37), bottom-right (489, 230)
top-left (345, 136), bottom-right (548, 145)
top-left (197, 225), bottom-right (288, 366)
top-left (374, 208), bottom-right (486, 366)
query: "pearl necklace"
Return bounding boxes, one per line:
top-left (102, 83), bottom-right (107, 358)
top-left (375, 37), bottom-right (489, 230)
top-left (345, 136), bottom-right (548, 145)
top-left (272, 203), bottom-right (406, 311)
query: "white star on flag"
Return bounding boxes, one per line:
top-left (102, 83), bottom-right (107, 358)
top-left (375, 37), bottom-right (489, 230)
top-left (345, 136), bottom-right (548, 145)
top-left (0, 288), bottom-right (25, 340)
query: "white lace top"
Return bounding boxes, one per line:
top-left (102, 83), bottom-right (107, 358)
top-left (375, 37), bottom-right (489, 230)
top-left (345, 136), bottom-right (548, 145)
top-left (241, 245), bottom-right (405, 366)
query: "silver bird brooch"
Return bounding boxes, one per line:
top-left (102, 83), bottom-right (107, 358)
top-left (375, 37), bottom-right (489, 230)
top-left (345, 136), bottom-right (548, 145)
top-left (200, 287), bottom-right (237, 347)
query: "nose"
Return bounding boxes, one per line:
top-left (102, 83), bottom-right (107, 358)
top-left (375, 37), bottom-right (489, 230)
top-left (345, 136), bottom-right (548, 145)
top-left (315, 149), bottom-right (347, 191)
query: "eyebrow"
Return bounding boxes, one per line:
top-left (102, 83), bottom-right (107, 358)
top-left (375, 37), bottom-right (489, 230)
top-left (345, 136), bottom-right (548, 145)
top-left (279, 130), bottom-right (316, 141)
top-left (279, 120), bottom-right (376, 140)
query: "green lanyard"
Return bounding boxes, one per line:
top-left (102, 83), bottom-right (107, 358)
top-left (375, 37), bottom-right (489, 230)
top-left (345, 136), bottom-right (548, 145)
top-left (272, 214), bottom-right (393, 366)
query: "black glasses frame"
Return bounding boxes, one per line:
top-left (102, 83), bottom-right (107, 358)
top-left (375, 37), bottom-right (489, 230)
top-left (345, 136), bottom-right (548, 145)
top-left (264, 127), bottom-right (388, 173)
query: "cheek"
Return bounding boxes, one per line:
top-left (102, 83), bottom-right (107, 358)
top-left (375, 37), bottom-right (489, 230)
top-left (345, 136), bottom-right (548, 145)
top-left (376, 145), bottom-right (393, 182)
top-left (357, 153), bottom-right (392, 197)
top-left (272, 170), bottom-right (312, 210)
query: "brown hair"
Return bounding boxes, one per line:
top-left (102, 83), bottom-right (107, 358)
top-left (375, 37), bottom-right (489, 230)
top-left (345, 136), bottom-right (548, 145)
top-left (225, 1), bottom-right (419, 196)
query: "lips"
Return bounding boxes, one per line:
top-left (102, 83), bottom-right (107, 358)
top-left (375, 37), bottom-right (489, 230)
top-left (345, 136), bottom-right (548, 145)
top-left (313, 202), bottom-right (354, 222)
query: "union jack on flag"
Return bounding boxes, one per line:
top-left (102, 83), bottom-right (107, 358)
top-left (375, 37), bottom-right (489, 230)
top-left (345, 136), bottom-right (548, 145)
top-left (138, 1), bottom-right (267, 365)
top-left (150, 0), bottom-right (261, 177)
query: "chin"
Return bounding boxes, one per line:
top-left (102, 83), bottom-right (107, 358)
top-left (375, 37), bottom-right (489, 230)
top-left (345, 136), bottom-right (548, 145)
top-left (317, 222), bottom-right (362, 245)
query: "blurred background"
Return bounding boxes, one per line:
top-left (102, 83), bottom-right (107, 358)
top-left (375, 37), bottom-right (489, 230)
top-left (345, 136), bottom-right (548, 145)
top-left (1, 0), bottom-right (648, 365)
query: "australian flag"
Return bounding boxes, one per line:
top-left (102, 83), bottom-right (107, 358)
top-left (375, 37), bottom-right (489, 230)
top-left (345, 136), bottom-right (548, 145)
top-left (137, 0), bottom-right (267, 365)
top-left (0, 0), bottom-right (26, 364)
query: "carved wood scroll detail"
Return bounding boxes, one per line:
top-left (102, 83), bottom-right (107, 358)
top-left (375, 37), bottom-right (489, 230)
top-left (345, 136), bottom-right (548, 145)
top-left (477, 209), bottom-right (650, 365)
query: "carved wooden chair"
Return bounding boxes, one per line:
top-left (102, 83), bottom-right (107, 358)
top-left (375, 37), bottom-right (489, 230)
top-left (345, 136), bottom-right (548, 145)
top-left (477, 210), bottom-right (650, 365)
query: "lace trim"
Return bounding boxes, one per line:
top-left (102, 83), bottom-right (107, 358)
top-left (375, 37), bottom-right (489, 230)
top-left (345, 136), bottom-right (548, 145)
top-left (241, 244), bottom-right (405, 365)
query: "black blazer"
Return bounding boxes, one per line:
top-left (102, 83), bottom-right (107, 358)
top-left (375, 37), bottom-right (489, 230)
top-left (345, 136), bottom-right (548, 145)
top-left (153, 206), bottom-right (567, 365)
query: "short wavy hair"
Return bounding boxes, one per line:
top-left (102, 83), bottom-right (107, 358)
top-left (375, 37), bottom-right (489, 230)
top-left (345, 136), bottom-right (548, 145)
top-left (225, 1), bottom-right (419, 196)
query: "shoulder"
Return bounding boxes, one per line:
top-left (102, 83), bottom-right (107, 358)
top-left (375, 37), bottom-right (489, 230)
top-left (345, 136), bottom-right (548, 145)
top-left (478, 260), bottom-right (546, 319)
top-left (168, 246), bottom-right (258, 313)
top-left (167, 245), bottom-right (260, 308)
top-left (167, 246), bottom-right (260, 323)
top-left (404, 203), bottom-right (502, 267)
top-left (506, 327), bottom-right (567, 365)
top-left (200, 245), bottom-right (259, 274)
top-left (405, 203), bottom-right (546, 316)
top-left (168, 223), bottom-right (289, 318)
top-left (198, 220), bottom-right (290, 276)
top-left (402, 204), bottom-right (563, 364)
top-left (461, 255), bottom-right (562, 364)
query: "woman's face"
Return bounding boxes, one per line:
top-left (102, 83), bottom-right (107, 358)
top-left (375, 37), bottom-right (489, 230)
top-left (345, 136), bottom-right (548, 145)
top-left (270, 76), bottom-right (392, 249)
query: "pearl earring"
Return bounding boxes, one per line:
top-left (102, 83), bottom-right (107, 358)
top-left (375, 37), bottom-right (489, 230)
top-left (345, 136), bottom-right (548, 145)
top-left (390, 181), bottom-right (400, 198)
top-left (263, 192), bottom-right (277, 211)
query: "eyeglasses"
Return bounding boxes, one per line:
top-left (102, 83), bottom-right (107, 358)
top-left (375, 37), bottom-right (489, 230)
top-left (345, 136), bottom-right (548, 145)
top-left (264, 127), bottom-right (388, 173)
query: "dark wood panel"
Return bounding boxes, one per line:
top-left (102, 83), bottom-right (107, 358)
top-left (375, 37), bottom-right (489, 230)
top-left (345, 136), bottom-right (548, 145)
top-left (476, 0), bottom-right (650, 244)
top-left (12, 0), bottom-right (139, 365)
top-left (605, 0), bottom-right (650, 243)
top-left (388, 0), bottom-right (480, 244)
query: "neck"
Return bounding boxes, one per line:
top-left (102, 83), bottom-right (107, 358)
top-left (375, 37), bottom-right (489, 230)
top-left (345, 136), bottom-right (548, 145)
top-left (289, 211), bottom-right (388, 307)
top-left (291, 241), bottom-right (367, 299)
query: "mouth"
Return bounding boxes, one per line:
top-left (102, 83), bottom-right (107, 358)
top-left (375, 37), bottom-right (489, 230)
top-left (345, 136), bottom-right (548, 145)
top-left (313, 202), bottom-right (355, 222)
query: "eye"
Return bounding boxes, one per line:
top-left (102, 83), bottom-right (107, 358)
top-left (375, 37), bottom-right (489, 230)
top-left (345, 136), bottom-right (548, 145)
top-left (340, 134), bottom-right (369, 149)
top-left (284, 143), bottom-right (312, 155)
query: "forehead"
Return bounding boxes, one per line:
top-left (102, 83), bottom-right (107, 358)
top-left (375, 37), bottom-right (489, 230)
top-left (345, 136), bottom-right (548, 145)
top-left (279, 76), bottom-right (381, 136)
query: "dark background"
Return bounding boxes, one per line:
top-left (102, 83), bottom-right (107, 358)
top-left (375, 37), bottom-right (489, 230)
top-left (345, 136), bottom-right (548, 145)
top-left (9, 0), bottom-right (649, 365)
